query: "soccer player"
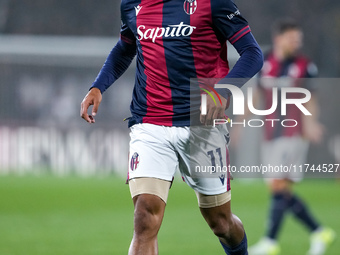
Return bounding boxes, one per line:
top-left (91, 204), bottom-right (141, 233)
top-left (240, 19), bottom-right (336, 255)
top-left (80, 0), bottom-right (263, 254)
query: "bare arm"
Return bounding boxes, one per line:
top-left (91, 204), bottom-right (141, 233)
top-left (80, 39), bottom-right (136, 124)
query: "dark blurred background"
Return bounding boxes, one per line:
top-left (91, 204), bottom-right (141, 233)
top-left (1, 0), bottom-right (339, 75)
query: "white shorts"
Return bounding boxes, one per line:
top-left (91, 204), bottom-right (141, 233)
top-left (127, 123), bottom-right (231, 195)
top-left (262, 136), bottom-right (309, 182)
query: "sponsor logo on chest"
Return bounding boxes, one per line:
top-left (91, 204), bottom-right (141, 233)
top-left (137, 22), bottom-right (196, 43)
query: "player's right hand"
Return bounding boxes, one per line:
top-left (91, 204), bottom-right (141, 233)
top-left (80, 88), bottom-right (102, 124)
top-left (200, 92), bottom-right (229, 126)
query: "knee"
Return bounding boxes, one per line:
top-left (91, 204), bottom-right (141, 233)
top-left (133, 194), bottom-right (165, 238)
top-left (209, 214), bottom-right (244, 240)
top-left (134, 207), bottom-right (160, 236)
top-left (210, 216), bottom-right (233, 239)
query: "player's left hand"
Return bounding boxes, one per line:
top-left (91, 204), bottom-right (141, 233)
top-left (200, 93), bottom-right (229, 126)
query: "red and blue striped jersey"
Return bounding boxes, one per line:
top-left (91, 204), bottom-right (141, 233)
top-left (258, 52), bottom-right (318, 140)
top-left (120, 0), bottom-right (251, 127)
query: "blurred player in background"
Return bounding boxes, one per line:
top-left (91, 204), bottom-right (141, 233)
top-left (80, 0), bottom-right (263, 254)
top-left (237, 19), bottom-right (336, 255)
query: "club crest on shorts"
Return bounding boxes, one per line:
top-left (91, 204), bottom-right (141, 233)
top-left (224, 134), bottom-right (230, 145)
top-left (130, 152), bottom-right (140, 171)
top-left (183, 0), bottom-right (197, 15)
top-left (219, 174), bottom-right (226, 185)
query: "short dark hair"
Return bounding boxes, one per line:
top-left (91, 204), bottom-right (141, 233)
top-left (272, 18), bottom-right (301, 37)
